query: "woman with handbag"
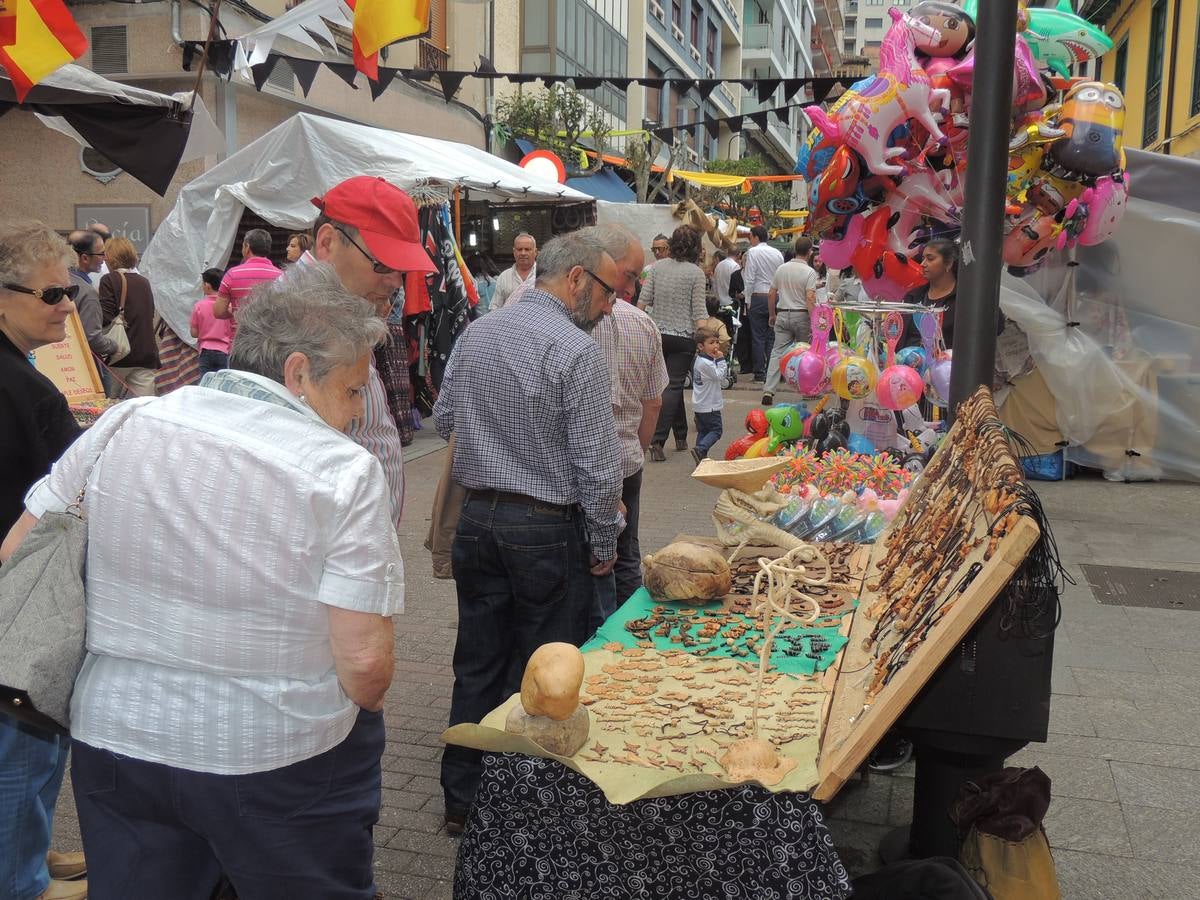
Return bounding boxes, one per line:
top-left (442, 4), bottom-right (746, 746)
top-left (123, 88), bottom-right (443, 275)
top-left (98, 236), bottom-right (159, 398)
top-left (0, 220), bottom-right (88, 900)
top-left (4, 263), bottom-right (404, 900)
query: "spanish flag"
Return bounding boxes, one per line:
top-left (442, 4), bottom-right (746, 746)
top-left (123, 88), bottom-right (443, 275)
top-left (349, 0), bottom-right (429, 78)
top-left (0, 0), bottom-right (87, 101)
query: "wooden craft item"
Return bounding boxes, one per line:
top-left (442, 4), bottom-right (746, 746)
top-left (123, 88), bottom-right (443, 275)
top-left (720, 738), bottom-right (798, 785)
top-left (642, 541), bottom-right (733, 602)
top-left (32, 310), bottom-right (105, 404)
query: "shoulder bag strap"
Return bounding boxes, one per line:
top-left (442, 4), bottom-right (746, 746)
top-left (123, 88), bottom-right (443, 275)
top-left (117, 271), bottom-right (128, 318)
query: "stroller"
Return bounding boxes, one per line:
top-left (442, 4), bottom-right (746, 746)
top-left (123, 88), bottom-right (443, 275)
top-left (683, 302), bottom-right (740, 391)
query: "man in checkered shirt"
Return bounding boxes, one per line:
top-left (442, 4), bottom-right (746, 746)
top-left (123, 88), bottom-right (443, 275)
top-left (435, 232), bottom-right (624, 831)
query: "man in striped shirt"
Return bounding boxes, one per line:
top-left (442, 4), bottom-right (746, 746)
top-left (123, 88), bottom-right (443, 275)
top-left (212, 228), bottom-right (282, 331)
top-left (302, 177), bottom-right (437, 529)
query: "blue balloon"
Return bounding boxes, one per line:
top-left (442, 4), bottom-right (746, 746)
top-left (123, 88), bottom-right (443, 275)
top-left (847, 432), bottom-right (876, 455)
top-left (896, 345), bottom-right (928, 376)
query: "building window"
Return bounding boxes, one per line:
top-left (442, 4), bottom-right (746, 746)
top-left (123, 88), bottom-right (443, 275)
top-left (864, 16), bottom-right (883, 27)
top-left (865, 39), bottom-right (881, 47)
top-left (691, 3), bottom-right (701, 47)
top-left (707, 22), bottom-right (718, 67)
top-left (843, 37), bottom-right (856, 52)
top-left (672, 0), bottom-right (682, 28)
top-left (1144, 0), bottom-right (1167, 143)
top-left (1112, 38), bottom-right (1127, 93)
top-left (1192, 22), bottom-right (1200, 115)
top-left (646, 62), bottom-right (664, 122)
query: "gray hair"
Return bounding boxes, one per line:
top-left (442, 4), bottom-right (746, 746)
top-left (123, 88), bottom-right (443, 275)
top-left (534, 232), bottom-right (609, 284)
top-left (230, 262), bottom-right (387, 383)
top-left (0, 220), bottom-right (73, 287)
top-left (576, 224), bottom-right (638, 263)
top-left (513, 232), bottom-right (537, 247)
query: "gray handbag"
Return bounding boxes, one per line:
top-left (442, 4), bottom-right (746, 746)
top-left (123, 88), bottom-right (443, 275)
top-left (0, 508), bottom-right (88, 736)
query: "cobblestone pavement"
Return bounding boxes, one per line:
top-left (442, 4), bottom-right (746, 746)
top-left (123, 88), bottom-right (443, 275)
top-left (53, 386), bottom-right (1200, 899)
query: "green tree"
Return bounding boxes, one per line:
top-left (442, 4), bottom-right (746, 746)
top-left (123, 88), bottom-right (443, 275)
top-left (693, 156), bottom-right (793, 231)
top-left (494, 85), bottom-right (611, 177)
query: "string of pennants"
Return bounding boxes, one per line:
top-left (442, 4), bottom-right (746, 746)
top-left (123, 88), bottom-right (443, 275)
top-left (181, 40), bottom-right (843, 124)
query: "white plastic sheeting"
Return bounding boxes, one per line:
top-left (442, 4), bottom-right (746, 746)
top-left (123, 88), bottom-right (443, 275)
top-left (996, 148), bottom-right (1200, 481)
top-left (143, 113), bottom-right (591, 344)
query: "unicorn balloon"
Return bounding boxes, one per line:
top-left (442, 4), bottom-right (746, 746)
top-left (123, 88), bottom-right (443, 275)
top-left (804, 8), bottom-right (950, 176)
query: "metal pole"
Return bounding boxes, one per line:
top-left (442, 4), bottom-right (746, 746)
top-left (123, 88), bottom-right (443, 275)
top-left (947, 0), bottom-right (1018, 423)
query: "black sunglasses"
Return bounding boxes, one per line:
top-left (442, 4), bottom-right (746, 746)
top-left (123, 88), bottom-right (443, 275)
top-left (581, 268), bottom-right (617, 300)
top-left (334, 226), bottom-right (397, 275)
top-left (3, 282), bottom-right (80, 305)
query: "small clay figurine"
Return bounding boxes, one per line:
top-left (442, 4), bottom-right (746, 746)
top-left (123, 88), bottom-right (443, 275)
top-left (504, 643), bottom-right (591, 756)
top-left (719, 738), bottom-right (798, 786)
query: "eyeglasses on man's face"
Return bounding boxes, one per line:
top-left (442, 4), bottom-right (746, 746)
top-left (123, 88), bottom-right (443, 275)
top-left (581, 268), bottom-right (617, 301)
top-left (334, 225), bottom-right (397, 275)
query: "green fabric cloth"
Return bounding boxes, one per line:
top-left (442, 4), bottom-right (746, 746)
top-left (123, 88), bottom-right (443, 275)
top-left (584, 587), bottom-right (851, 676)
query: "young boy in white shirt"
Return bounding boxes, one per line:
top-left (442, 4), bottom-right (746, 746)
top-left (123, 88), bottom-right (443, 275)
top-left (691, 326), bottom-right (728, 464)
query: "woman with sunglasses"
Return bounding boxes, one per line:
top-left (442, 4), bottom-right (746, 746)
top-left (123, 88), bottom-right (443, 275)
top-left (0, 220), bottom-right (89, 900)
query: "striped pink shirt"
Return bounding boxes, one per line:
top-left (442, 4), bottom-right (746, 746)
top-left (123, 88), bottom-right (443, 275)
top-left (218, 255), bottom-right (282, 325)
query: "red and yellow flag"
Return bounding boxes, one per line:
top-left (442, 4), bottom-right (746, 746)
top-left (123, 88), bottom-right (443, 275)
top-left (349, 0), bottom-right (429, 79)
top-left (0, 0), bottom-right (87, 101)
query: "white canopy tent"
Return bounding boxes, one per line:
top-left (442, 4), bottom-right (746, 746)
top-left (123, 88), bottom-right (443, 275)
top-left (143, 112), bottom-right (591, 343)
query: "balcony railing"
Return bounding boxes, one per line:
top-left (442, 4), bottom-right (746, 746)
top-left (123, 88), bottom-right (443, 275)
top-left (418, 40), bottom-right (449, 72)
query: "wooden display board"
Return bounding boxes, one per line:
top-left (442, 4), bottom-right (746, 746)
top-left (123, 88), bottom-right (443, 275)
top-left (32, 310), bottom-right (105, 404)
top-left (814, 389), bottom-right (1039, 800)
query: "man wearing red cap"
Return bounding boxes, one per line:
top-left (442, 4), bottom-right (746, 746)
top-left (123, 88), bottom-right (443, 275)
top-left (301, 176), bottom-right (437, 528)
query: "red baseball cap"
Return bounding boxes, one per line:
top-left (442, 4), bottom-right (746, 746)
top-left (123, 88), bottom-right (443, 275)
top-left (311, 176), bottom-right (437, 274)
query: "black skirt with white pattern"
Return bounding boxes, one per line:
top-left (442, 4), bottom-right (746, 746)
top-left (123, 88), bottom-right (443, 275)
top-left (453, 753), bottom-right (852, 900)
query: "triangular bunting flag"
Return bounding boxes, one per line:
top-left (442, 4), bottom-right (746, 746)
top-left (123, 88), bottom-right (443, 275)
top-left (703, 117), bottom-right (719, 140)
top-left (605, 77), bottom-right (633, 90)
top-left (782, 78), bottom-right (805, 103)
top-left (696, 79), bottom-right (720, 100)
top-left (290, 57), bottom-right (321, 96)
top-left (748, 111), bottom-right (769, 131)
top-left (572, 76), bottom-right (602, 90)
top-left (507, 73), bottom-right (539, 83)
top-left (406, 67), bottom-right (434, 82)
top-left (770, 106), bottom-right (790, 126)
top-left (437, 71), bottom-right (466, 101)
top-left (653, 127), bottom-right (675, 145)
top-left (638, 77), bottom-right (667, 88)
top-left (325, 61), bottom-right (360, 88)
top-left (756, 78), bottom-right (781, 103)
top-left (812, 78), bottom-right (840, 104)
top-left (476, 54), bottom-right (498, 75)
top-left (250, 55), bottom-right (279, 91)
top-left (726, 115), bottom-right (744, 133)
top-left (369, 66), bottom-right (397, 99)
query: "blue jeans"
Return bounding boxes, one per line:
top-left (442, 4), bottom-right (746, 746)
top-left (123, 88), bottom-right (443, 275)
top-left (197, 348), bottom-right (228, 378)
top-left (71, 708), bottom-right (384, 900)
top-left (749, 293), bottom-right (774, 379)
top-left (0, 714), bottom-right (69, 900)
top-left (694, 410), bottom-right (724, 458)
top-left (441, 492), bottom-right (594, 816)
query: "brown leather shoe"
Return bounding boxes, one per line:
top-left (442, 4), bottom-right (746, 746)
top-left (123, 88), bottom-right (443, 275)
top-left (648, 444), bottom-right (666, 462)
top-left (47, 851), bottom-right (86, 881)
top-left (37, 878), bottom-right (88, 900)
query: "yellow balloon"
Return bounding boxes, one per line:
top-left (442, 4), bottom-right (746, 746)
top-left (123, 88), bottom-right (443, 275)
top-left (831, 355), bottom-right (879, 401)
top-left (743, 436), bottom-right (772, 459)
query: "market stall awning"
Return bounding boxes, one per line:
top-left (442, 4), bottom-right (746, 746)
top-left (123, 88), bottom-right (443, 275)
top-left (0, 63), bottom-right (222, 195)
top-left (144, 112), bottom-right (593, 345)
top-left (566, 168), bottom-right (636, 203)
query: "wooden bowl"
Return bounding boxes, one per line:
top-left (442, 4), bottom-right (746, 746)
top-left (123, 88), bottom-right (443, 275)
top-left (690, 457), bottom-right (790, 492)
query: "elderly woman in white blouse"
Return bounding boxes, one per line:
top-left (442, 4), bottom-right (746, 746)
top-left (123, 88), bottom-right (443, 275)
top-left (3, 263), bottom-right (403, 900)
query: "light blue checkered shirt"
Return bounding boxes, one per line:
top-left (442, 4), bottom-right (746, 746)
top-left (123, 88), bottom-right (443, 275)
top-left (433, 288), bottom-right (623, 559)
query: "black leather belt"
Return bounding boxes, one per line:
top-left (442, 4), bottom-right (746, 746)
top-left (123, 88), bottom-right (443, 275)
top-left (466, 489), bottom-right (574, 512)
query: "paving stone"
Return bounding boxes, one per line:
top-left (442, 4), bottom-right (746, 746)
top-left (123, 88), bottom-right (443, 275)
top-left (1052, 636), bottom-right (1159, 673)
top-left (1148, 647), bottom-right (1200, 675)
top-left (823, 777), bottom-right (892, 826)
top-left (1047, 694), bottom-right (1098, 737)
top-left (886, 779), bottom-right (914, 827)
top-left (1032, 751), bottom-right (1120, 801)
top-left (1123, 805), bottom-right (1200, 866)
top-left (373, 847), bottom-right (418, 874)
top-left (1042, 798), bottom-right (1132, 856)
top-left (1111, 761), bottom-right (1200, 811)
top-left (821, 820), bottom-right (892, 881)
top-left (385, 829), bottom-right (462, 859)
top-left (1051, 848), bottom-right (1200, 900)
top-left (1052, 666), bottom-right (1080, 696)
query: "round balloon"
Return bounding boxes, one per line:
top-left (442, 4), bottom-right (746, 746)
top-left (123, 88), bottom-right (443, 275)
top-left (792, 350), bottom-right (829, 395)
top-left (831, 356), bottom-right (879, 400)
top-left (929, 358), bottom-right (952, 405)
top-left (896, 345), bottom-right (928, 375)
top-left (876, 364), bottom-right (926, 410)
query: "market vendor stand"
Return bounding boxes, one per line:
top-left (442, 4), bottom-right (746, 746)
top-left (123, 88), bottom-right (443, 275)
top-left (447, 387), bottom-right (1050, 896)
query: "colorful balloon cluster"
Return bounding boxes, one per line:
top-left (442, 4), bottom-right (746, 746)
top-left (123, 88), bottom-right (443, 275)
top-left (798, 0), bottom-right (1124, 284)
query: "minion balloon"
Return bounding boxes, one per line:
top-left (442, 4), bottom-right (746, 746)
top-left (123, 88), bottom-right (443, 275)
top-left (1049, 81), bottom-right (1127, 178)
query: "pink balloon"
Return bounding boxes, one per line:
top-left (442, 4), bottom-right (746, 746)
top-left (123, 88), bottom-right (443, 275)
top-left (792, 351), bottom-right (829, 395)
top-left (1077, 173), bottom-right (1129, 246)
top-left (876, 364), bottom-right (926, 410)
